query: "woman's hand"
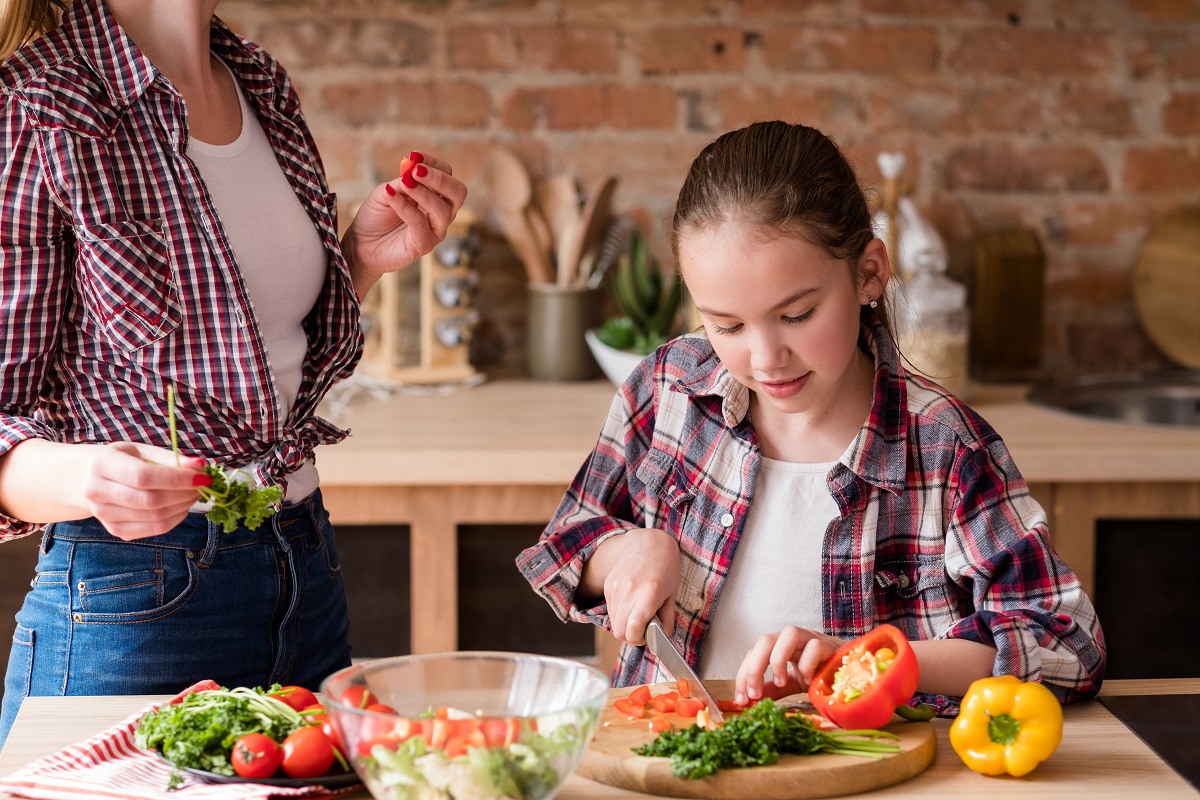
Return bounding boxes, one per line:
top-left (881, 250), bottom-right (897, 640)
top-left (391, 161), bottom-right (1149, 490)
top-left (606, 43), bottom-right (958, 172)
top-left (595, 528), bottom-right (681, 647)
top-left (341, 151), bottom-right (468, 299)
top-left (79, 443), bottom-right (210, 541)
top-left (734, 626), bottom-right (845, 706)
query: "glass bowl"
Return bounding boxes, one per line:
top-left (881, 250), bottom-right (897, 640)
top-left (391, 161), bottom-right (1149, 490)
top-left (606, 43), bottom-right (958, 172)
top-left (321, 652), bottom-right (609, 800)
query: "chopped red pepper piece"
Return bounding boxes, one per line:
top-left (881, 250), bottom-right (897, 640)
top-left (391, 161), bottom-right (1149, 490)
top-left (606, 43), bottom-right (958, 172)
top-left (627, 684), bottom-right (653, 707)
top-left (807, 623), bottom-right (920, 730)
top-left (676, 679), bottom-right (691, 698)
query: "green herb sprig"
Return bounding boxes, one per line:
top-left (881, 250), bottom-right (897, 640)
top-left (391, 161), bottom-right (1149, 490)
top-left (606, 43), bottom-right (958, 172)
top-left (167, 385), bottom-right (283, 533)
top-left (633, 698), bottom-right (900, 779)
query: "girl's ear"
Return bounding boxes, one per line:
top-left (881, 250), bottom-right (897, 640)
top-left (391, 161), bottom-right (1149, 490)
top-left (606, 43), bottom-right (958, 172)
top-left (858, 238), bottom-right (891, 303)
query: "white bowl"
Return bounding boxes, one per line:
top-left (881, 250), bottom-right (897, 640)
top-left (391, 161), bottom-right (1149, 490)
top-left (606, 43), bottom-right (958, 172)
top-left (585, 329), bottom-right (647, 387)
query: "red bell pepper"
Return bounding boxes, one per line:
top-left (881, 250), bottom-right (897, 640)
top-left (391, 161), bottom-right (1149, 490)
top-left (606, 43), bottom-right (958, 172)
top-left (807, 624), bottom-right (920, 730)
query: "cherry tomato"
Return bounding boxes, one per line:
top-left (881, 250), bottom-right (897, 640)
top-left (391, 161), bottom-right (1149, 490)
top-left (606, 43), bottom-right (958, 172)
top-left (302, 703), bottom-right (346, 762)
top-left (365, 702), bottom-right (397, 714)
top-left (231, 733), bottom-right (282, 779)
top-left (271, 685), bottom-right (319, 713)
top-left (281, 725), bottom-right (335, 778)
top-left (340, 686), bottom-right (376, 709)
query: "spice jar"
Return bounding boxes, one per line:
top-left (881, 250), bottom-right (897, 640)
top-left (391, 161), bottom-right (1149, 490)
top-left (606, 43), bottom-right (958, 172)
top-left (892, 250), bottom-right (970, 400)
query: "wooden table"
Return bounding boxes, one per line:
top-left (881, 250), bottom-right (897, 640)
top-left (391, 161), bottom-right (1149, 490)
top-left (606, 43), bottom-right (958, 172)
top-left (315, 379), bottom-right (1200, 665)
top-left (0, 679), bottom-right (1195, 798)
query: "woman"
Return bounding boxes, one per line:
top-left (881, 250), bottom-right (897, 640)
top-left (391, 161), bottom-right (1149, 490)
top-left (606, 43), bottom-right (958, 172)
top-left (0, 0), bottom-right (467, 744)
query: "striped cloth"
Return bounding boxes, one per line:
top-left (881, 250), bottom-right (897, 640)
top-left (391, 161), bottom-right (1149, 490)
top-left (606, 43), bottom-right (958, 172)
top-left (0, 681), bottom-right (349, 800)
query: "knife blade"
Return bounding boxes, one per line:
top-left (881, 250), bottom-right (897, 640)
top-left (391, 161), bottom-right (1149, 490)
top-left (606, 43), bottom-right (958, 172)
top-left (645, 616), bottom-right (724, 724)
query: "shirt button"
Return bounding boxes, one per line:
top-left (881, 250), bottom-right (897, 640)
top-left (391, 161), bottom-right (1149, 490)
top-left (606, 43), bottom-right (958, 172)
top-left (201, 217), bottom-right (212, 232)
top-left (720, 512), bottom-right (734, 528)
top-left (898, 573), bottom-right (911, 589)
top-left (235, 309), bottom-right (246, 325)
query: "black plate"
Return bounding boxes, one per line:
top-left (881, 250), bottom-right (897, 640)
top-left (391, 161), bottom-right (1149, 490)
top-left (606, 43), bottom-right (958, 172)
top-left (152, 749), bottom-right (362, 789)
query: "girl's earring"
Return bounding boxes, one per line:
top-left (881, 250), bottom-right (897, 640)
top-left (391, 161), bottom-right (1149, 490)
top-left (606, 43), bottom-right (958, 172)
top-left (866, 295), bottom-right (879, 309)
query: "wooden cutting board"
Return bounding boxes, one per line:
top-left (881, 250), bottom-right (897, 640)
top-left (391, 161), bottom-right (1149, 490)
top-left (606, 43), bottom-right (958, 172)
top-left (577, 681), bottom-right (936, 800)
top-left (1133, 206), bottom-right (1200, 369)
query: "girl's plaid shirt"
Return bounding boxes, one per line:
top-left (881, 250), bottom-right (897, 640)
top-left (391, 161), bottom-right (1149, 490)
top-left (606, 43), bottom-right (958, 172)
top-left (0, 0), bottom-right (363, 539)
top-left (518, 316), bottom-right (1105, 711)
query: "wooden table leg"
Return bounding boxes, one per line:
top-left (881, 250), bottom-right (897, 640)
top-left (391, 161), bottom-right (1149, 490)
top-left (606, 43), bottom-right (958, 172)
top-left (410, 488), bottom-right (458, 653)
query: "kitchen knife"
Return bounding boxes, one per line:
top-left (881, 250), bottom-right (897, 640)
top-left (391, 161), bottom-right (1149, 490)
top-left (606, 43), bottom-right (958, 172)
top-left (645, 616), bottom-right (724, 724)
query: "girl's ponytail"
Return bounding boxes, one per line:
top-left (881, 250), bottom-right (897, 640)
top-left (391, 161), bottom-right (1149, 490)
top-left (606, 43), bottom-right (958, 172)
top-left (1, 0), bottom-right (70, 62)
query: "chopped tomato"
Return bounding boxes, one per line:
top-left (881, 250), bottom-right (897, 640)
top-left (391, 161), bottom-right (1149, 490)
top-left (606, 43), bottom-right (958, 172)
top-left (650, 693), bottom-right (678, 713)
top-left (628, 685), bottom-right (653, 707)
top-left (676, 698), bottom-right (704, 718)
top-left (650, 717), bottom-right (673, 732)
top-left (613, 697), bottom-right (646, 718)
top-left (480, 718), bottom-right (520, 748)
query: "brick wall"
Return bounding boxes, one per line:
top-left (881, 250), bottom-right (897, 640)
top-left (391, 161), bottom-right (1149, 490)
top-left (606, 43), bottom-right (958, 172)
top-left (221, 0), bottom-right (1200, 376)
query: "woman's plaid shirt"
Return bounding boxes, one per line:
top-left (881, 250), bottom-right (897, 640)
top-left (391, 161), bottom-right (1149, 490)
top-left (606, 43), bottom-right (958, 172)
top-left (0, 0), bottom-right (363, 539)
top-left (518, 317), bottom-right (1105, 710)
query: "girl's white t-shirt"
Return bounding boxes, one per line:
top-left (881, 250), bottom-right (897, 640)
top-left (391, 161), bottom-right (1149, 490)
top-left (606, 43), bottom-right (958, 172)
top-left (186, 60), bottom-right (326, 502)
top-left (698, 456), bottom-right (840, 680)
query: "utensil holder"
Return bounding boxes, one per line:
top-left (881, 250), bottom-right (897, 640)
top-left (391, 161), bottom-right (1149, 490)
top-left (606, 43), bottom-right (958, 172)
top-left (526, 284), bottom-right (602, 381)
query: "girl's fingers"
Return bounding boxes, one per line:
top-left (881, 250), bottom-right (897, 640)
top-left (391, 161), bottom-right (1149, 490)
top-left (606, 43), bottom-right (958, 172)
top-left (739, 632), bottom-right (779, 702)
top-left (769, 627), bottom-right (807, 688)
top-left (797, 637), bottom-right (833, 685)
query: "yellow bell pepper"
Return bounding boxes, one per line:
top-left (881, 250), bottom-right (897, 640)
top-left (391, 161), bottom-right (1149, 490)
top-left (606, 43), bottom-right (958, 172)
top-left (949, 675), bottom-right (1063, 777)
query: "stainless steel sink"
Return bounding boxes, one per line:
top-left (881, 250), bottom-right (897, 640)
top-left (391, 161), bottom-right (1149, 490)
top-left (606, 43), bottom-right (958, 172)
top-left (1028, 370), bottom-right (1200, 428)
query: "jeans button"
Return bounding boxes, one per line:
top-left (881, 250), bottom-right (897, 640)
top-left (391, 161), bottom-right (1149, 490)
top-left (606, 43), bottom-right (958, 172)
top-left (77, 581), bottom-right (85, 591)
top-left (72, 613), bottom-right (82, 623)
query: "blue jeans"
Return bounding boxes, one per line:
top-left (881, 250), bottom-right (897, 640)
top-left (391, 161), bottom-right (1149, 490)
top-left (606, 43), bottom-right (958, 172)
top-left (0, 489), bottom-right (351, 747)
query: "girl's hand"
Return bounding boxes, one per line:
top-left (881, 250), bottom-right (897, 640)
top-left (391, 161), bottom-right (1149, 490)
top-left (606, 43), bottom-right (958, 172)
top-left (79, 443), bottom-right (210, 541)
top-left (734, 626), bottom-right (845, 706)
top-left (342, 151), bottom-right (468, 298)
top-left (601, 528), bottom-right (681, 647)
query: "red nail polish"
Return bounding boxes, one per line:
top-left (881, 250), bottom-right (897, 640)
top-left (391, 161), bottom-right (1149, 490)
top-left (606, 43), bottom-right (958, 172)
top-left (384, 183), bottom-right (396, 196)
top-left (409, 150), bottom-right (424, 165)
top-left (192, 474), bottom-right (213, 487)
top-left (401, 174), bottom-right (418, 189)
top-left (414, 164), bottom-right (428, 179)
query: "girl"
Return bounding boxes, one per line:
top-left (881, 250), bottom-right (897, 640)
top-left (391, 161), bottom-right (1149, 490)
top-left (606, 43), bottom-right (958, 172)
top-left (518, 121), bottom-right (1104, 713)
top-left (0, 0), bottom-right (466, 744)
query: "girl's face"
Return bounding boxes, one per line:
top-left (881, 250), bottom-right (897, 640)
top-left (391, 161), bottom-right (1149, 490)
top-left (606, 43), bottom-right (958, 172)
top-left (678, 221), bottom-right (888, 418)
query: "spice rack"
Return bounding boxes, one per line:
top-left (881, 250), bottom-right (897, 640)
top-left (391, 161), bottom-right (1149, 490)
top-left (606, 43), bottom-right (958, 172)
top-left (361, 210), bottom-right (480, 385)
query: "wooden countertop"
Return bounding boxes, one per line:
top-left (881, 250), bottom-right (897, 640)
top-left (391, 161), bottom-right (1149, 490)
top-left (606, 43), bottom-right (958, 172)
top-left (0, 679), bottom-right (1195, 799)
top-left (316, 379), bottom-right (1200, 487)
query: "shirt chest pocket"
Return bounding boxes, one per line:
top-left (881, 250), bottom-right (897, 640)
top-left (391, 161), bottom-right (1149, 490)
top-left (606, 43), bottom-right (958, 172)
top-left (75, 219), bottom-right (183, 352)
top-left (634, 449), bottom-right (698, 530)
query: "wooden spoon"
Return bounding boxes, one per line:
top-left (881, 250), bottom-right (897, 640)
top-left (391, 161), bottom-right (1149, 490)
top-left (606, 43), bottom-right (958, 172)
top-left (567, 175), bottom-right (618, 287)
top-left (536, 175), bottom-right (582, 286)
top-left (485, 147), bottom-right (553, 284)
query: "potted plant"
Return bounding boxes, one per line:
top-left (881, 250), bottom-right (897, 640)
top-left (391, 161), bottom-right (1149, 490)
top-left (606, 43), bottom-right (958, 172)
top-left (585, 229), bottom-right (683, 386)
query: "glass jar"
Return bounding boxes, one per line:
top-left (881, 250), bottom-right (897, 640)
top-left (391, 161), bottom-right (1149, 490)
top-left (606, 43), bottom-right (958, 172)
top-left (892, 251), bottom-right (970, 400)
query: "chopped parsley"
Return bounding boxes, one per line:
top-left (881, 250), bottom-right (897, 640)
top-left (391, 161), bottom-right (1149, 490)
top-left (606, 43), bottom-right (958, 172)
top-left (633, 699), bottom-right (900, 779)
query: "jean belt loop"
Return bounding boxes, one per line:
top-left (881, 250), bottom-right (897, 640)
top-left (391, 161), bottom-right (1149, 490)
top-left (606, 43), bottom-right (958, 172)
top-left (39, 526), bottom-right (53, 555)
top-left (197, 519), bottom-right (220, 567)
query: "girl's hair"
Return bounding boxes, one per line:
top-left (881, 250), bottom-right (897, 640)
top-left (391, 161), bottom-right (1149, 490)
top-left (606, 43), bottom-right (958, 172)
top-left (1, 0), bottom-right (70, 61)
top-left (672, 120), bottom-right (893, 335)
